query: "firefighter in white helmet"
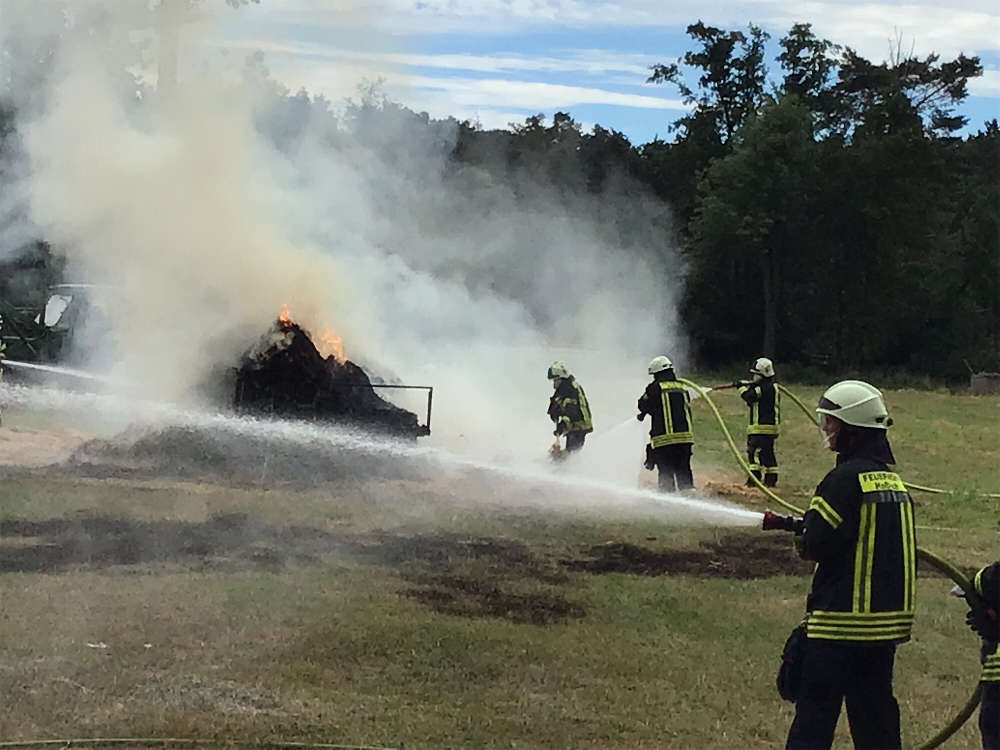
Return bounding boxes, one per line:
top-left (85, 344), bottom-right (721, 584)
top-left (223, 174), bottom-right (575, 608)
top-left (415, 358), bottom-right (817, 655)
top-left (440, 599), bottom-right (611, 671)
top-left (546, 361), bottom-right (593, 453)
top-left (731, 357), bottom-right (780, 487)
top-left (637, 355), bottom-right (694, 490)
top-left (783, 380), bottom-right (914, 750)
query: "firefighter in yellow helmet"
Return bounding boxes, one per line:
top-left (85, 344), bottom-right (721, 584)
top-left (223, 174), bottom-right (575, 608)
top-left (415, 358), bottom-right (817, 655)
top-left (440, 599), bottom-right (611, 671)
top-left (546, 361), bottom-right (593, 453)
top-left (637, 356), bottom-right (694, 491)
top-left (783, 380), bottom-right (915, 750)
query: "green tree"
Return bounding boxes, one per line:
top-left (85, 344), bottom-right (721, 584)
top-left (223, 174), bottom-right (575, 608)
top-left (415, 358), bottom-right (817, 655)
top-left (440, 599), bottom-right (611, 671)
top-left (643, 22), bottom-right (771, 233)
top-left (948, 121), bottom-right (1000, 370)
top-left (684, 97), bottom-right (819, 360)
top-left (648, 21), bottom-right (770, 145)
top-left (832, 45), bottom-right (982, 138)
top-left (777, 24), bottom-right (842, 135)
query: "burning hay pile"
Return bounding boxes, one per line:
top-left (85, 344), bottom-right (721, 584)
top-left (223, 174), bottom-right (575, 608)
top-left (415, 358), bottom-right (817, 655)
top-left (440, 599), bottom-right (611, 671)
top-left (233, 308), bottom-right (427, 439)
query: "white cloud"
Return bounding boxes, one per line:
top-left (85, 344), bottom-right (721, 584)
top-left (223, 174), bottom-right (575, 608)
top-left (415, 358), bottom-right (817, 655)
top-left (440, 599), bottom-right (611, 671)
top-left (244, 0), bottom-right (1000, 61)
top-left (258, 50), bottom-right (686, 130)
top-left (219, 38), bottom-right (660, 77)
top-left (211, 0), bottom-right (998, 136)
top-left (970, 69), bottom-right (1000, 98)
top-left (406, 75), bottom-right (685, 110)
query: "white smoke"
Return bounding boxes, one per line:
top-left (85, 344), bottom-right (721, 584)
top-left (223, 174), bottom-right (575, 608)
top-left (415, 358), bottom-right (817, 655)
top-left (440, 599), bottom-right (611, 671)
top-left (1, 0), bottom-right (686, 469)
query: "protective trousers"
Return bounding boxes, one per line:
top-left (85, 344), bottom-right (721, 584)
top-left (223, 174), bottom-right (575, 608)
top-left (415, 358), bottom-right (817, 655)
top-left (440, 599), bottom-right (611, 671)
top-left (747, 434), bottom-right (778, 487)
top-left (564, 432), bottom-right (586, 452)
top-left (651, 443), bottom-right (693, 492)
top-left (786, 639), bottom-right (900, 750)
top-left (983, 682), bottom-right (1000, 750)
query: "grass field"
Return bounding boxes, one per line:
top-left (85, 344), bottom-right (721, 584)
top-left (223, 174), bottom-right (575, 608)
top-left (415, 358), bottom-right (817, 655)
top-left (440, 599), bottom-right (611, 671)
top-left (0, 381), bottom-right (998, 749)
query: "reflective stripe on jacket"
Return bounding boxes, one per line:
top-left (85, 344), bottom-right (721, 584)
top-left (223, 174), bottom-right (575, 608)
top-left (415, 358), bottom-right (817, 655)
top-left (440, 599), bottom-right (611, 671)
top-left (548, 377), bottom-right (593, 434)
top-left (975, 562), bottom-right (1000, 682)
top-left (801, 466), bottom-right (916, 643)
top-left (984, 643), bottom-right (1000, 682)
top-left (638, 379), bottom-right (693, 447)
top-left (740, 379), bottom-right (780, 436)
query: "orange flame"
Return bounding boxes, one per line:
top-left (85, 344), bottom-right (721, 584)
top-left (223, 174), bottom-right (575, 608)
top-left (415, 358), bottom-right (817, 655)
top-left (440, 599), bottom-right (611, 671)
top-left (316, 327), bottom-right (345, 362)
top-left (276, 303), bottom-right (345, 361)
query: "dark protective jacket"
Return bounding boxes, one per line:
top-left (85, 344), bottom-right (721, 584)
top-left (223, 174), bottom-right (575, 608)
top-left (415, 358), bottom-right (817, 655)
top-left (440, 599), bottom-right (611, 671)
top-left (548, 376), bottom-right (593, 436)
top-left (799, 430), bottom-right (916, 643)
top-left (975, 561), bottom-right (1000, 682)
top-left (637, 371), bottom-right (693, 447)
top-left (740, 377), bottom-right (780, 436)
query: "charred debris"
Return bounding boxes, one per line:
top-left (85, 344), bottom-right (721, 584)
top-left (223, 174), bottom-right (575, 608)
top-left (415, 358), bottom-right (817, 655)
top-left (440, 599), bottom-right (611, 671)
top-left (233, 314), bottom-right (431, 440)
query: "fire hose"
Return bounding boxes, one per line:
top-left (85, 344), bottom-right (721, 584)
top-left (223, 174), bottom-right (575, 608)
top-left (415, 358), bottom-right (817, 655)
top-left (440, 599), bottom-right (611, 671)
top-left (774, 383), bottom-right (1000, 500)
top-left (678, 377), bottom-right (983, 749)
top-left (0, 740), bottom-right (397, 750)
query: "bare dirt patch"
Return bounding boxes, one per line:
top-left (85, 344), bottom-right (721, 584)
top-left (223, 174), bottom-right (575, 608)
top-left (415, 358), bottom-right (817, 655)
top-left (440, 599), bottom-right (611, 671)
top-left (561, 534), bottom-right (814, 579)
top-left (0, 426), bottom-right (89, 468)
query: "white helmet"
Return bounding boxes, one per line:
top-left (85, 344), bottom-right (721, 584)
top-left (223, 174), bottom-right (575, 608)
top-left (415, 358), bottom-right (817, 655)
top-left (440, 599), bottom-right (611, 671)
top-left (648, 355), bottom-right (673, 375)
top-left (751, 357), bottom-right (775, 378)
top-left (816, 380), bottom-right (891, 429)
top-left (547, 361), bottom-right (569, 380)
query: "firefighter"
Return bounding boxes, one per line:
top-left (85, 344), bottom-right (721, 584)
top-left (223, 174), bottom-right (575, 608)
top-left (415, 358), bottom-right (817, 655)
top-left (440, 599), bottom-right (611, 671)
top-left (546, 361), bottom-right (593, 452)
top-left (965, 561), bottom-right (1000, 749)
top-left (733, 357), bottom-right (780, 487)
top-left (785, 380), bottom-right (915, 750)
top-left (637, 356), bottom-right (694, 491)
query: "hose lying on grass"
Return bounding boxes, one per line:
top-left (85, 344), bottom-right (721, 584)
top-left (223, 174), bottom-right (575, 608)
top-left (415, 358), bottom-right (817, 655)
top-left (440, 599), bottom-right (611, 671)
top-left (775, 383), bottom-right (1000, 499)
top-left (0, 739), bottom-right (397, 750)
top-left (679, 377), bottom-right (982, 750)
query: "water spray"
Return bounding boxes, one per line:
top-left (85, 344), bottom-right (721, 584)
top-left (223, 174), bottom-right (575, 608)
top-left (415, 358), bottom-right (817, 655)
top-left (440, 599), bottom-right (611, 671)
top-left (0, 382), bottom-right (761, 527)
top-left (0, 359), bottom-right (119, 384)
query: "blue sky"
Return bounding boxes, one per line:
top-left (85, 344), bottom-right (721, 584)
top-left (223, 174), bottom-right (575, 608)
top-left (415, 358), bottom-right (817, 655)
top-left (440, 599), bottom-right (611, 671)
top-left (210, 0), bottom-right (1000, 145)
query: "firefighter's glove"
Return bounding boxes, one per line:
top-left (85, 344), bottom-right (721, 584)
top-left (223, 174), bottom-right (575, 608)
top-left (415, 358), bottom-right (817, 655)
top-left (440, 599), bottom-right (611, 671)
top-left (636, 412), bottom-right (644, 421)
top-left (966, 602), bottom-right (1000, 642)
top-left (732, 380), bottom-right (744, 388)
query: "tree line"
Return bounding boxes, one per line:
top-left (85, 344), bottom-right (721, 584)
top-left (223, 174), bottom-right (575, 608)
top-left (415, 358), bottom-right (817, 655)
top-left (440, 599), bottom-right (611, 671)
top-left (2, 20), bottom-right (997, 381)
top-left (446, 22), bottom-right (997, 380)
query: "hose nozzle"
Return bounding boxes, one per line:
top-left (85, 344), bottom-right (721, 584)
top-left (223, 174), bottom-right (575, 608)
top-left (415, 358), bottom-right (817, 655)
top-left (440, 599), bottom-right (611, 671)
top-left (762, 510), bottom-right (804, 534)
